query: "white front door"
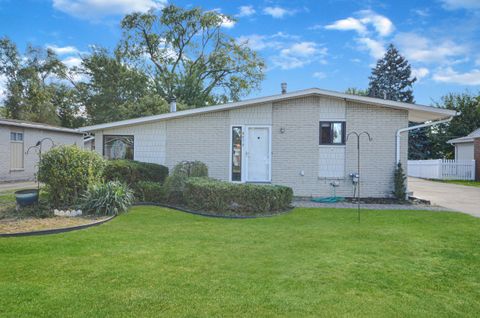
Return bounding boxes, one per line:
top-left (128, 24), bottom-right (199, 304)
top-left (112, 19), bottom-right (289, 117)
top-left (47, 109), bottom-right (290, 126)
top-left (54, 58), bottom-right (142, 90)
top-left (246, 126), bottom-right (271, 182)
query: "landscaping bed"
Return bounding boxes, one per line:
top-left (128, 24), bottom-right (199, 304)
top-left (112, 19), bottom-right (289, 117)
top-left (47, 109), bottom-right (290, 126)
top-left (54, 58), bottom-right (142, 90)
top-left (0, 216), bottom-right (110, 235)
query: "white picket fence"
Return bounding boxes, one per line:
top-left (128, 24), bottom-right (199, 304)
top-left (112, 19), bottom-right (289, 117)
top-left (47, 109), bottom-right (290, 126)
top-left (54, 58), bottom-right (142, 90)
top-left (408, 159), bottom-right (476, 180)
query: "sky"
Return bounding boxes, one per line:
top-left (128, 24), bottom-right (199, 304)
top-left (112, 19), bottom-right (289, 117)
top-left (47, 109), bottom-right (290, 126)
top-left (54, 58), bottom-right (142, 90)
top-left (0, 0), bottom-right (480, 105)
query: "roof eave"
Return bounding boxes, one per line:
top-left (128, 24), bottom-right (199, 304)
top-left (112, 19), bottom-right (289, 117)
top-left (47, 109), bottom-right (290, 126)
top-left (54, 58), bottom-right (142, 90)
top-left (79, 88), bottom-right (458, 132)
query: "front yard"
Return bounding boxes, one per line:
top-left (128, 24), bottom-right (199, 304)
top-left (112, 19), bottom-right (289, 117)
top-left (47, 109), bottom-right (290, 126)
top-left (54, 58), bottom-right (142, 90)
top-left (1, 206), bottom-right (479, 317)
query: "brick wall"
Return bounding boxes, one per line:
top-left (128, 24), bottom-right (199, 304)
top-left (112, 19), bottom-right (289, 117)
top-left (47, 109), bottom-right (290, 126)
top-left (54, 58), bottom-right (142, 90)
top-left (474, 138), bottom-right (480, 181)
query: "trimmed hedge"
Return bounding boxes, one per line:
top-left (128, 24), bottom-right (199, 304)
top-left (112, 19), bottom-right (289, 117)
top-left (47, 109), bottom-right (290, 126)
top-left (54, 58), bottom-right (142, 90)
top-left (164, 161), bottom-right (209, 204)
top-left (104, 160), bottom-right (168, 185)
top-left (132, 181), bottom-right (166, 203)
top-left (184, 178), bottom-right (293, 215)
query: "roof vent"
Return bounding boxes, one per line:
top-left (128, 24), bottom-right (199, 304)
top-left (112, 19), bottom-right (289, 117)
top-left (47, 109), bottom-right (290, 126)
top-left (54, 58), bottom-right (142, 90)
top-left (170, 97), bottom-right (177, 112)
top-left (281, 82), bottom-right (287, 94)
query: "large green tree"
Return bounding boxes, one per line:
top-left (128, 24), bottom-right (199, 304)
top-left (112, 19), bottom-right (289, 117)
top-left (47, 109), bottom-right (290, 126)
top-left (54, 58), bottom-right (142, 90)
top-left (0, 37), bottom-right (68, 125)
top-left (118, 5), bottom-right (265, 107)
top-left (365, 44), bottom-right (431, 160)
top-left (368, 44), bottom-right (416, 103)
top-left (429, 92), bottom-right (480, 159)
top-left (73, 47), bottom-right (168, 124)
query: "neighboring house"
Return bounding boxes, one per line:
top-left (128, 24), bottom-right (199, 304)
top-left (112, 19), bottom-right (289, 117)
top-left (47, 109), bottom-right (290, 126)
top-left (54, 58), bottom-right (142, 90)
top-left (447, 128), bottom-right (480, 161)
top-left (448, 128), bottom-right (480, 181)
top-left (0, 118), bottom-right (84, 182)
top-left (80, 87), bottom-right (456, 198)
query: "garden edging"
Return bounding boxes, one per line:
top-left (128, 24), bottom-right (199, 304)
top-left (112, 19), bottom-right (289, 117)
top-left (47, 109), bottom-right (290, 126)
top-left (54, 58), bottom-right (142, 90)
top-left (134, 202), bottom-right (294, 219)
top-left (0, 215), bottom-right (116, 237)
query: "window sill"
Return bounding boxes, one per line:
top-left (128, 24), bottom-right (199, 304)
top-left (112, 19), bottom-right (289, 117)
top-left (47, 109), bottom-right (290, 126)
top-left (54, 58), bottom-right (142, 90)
top-left (318, 144), bottom-right (346, 148)
top-left (10, 169), bottom-right (25, 172)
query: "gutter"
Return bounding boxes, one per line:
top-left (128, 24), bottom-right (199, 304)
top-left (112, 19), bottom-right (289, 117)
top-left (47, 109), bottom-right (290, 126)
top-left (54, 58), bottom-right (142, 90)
top-left (395, 116), bottom-right (455, 164)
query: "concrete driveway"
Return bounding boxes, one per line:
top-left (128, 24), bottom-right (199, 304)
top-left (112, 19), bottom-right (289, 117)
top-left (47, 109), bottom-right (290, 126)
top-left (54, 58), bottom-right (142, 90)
top-left (409, 177), bottom-right (480, 217)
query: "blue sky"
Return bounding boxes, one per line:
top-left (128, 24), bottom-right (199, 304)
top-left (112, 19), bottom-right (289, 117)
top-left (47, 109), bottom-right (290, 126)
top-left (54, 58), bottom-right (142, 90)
top-left (1, 0), bottom-right (480, 105)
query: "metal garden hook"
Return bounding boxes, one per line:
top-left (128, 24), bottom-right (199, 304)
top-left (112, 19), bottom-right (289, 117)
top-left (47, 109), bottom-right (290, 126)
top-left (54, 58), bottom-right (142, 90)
top-left (346, 131), bottom-right (373, 222)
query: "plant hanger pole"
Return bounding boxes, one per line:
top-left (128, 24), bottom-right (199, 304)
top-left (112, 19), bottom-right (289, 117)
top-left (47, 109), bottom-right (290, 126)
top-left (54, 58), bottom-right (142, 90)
top-left (346, 131), bottom-right (372, 222)
top-left (26, 138), bottom-right (55, 194)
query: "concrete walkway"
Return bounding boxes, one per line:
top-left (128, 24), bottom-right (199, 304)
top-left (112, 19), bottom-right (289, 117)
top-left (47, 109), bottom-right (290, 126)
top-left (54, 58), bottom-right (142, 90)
top-left (0, 181), bottom-right (38, 193)
top-left (409, 177), bottom-right (480, 217)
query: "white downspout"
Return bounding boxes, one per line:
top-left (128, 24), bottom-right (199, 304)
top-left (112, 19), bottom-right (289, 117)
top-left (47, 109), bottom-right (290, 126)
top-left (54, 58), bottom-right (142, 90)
top-left (395, 117), bottom-right (454, 164)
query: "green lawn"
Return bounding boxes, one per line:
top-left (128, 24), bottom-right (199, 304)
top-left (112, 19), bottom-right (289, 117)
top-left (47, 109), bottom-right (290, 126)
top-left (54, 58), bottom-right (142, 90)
top-left (1, 206), bottom-right (479, 317)
top-left (435, 180), bottom-right (480, 187)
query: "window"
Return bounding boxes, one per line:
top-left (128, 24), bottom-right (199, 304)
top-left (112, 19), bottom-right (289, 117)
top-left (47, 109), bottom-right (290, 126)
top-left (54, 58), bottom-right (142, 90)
top-left (10, 132), bottom-right (23, 141)
top-left (319, 122), bottom-right (346, 145)
top-left (103, 135), bottom-right (134, 160)
top-left (10, 131), bottom-right (24, 170)
top-left (231, 127), bottom-right (242, 181)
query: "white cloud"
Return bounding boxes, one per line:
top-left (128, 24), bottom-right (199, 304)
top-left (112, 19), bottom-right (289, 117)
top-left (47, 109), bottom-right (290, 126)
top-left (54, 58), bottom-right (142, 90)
top-left (237, 34), bottom-right (279, 50)
top-left (46, 45), bottom-right (80, 55)
top-left (220, 15), bottom-right (235, 28)
top-left (273, 41), bottom-right (327, 70)
top-left (357, 10), bottom-right (394, 37)
top-left (325, 17), bottom-right (367, 34)
top-left (395, 32), bottom-right (468, 64)
top-left (263, 6), bottom-right (292, 18)
top-left (356, 37), bottom-right (385, 59)
top-left (237, 5), bottom-right (255, 17)
top-left (433, 67), bottom-right (480, 85)
top-left (62, 56), bottom-right (83, 68)
top-left (313, 72), bottom-right (326, 79)
top-left (411, 67), bottom-right (430, 81)
top-left (52, 0), bottom-right (165, 19)
top-left (441, 0), bottom-right (480, 10)
top-left (324, 10), bottom-right (393, 37)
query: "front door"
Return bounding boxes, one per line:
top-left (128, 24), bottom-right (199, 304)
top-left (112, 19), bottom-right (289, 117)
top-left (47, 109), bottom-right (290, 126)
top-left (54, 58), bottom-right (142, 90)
top-left (246, 126), bottom-right (271, 182)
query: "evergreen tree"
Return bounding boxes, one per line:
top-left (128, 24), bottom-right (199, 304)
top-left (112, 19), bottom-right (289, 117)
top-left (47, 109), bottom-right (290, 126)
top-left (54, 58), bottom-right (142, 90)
top-left (368, 44), bottom-right (416, 103)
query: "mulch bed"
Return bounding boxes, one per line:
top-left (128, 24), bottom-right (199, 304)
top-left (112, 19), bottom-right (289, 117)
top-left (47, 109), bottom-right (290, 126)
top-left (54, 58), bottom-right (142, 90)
top-left (0, 216), bottom-right (110, 235)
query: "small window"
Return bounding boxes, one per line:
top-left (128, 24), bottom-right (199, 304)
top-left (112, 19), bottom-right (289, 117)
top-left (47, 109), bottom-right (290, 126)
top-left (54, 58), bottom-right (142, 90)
top-left (231, 127), bottom-right (242, 181)
top-left (319, 122), bottom-right (345, 145)
top-left (10, 132), bottom-right (23, 141)
top-left (103, 135), bottom-right (134, 160)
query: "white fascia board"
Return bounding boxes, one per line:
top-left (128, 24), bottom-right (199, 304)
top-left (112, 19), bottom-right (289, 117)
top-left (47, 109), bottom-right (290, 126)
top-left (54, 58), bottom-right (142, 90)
top-left (79, 88), bottom-right (458, 132)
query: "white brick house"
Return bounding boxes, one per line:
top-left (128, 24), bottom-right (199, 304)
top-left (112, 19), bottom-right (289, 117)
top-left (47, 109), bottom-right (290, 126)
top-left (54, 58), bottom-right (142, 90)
top-left (80, 88), bottom-right (456, 198)
top-left (0, 119), bottom-right (84, 182)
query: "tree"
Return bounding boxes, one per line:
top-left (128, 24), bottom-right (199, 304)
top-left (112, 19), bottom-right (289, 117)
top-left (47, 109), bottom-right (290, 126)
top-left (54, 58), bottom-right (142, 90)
top-left (368, 44), bottom-right (416, 103)
top-left (118, 5), bottom-right (265, 107)
top-left (0, 37), bottom-right (73, 125)
top-left (429, 92), bottom-right (480, 159)
top-left (345, 87), bottom-right (368, 96)
top-left (73, 47), bottom-right (168, 124)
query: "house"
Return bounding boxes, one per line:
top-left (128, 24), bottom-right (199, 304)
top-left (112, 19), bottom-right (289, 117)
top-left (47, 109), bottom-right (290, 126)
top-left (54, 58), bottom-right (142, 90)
top-left (0, 118), bottom-right (84, 182)
top-left (448, 128), bottom-right (480, 181)
top-left (80, 87), bottom-right (456, 198)
top-left (447, 128), bottom-right (480, 161)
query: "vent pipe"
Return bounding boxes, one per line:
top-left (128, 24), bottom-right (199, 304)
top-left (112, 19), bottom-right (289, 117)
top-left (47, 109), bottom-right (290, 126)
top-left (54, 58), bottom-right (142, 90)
top-left (281, 82), bottom-right (287, 94)
top-left (169, 96), bottom-right (177, 112)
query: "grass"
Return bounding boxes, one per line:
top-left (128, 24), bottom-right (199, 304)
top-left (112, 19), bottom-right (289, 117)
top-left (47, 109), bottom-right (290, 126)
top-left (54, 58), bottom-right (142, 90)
top-left (1, 206), bottom-right (479, 317)
top-left (434, 180), bottom-right (480, 187)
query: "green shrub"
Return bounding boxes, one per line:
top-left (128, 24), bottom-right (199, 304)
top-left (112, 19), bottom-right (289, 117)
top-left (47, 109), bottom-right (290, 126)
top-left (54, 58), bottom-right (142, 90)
top-left (81, 181), bottom-right (134, 216)
top-left (104, 160), bottom-right (169, 185)
top-left (38, 145), bottom-right (106, 207)
top-left (184, 178), bottom-right (293, 215)
top-left (132, 181), bottom-right (166, 202)
top-left (393, 162), bottom-right (407, 200)
top-left (171, 161), bottom-right (208, 178)
top-left (164, 161), bottom-right (209, 204)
